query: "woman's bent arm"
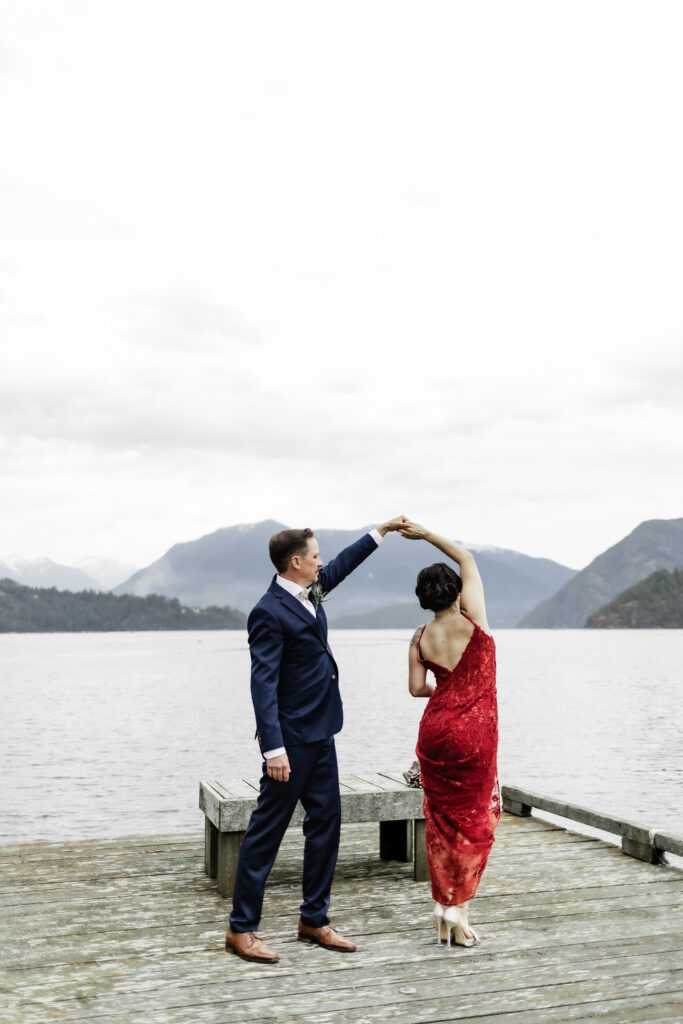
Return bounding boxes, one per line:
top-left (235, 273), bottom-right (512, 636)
top-left (408, 628), bottom-right (435, 697)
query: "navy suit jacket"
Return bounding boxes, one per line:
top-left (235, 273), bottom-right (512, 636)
top-left (248, 532), bottom-right (379, 752)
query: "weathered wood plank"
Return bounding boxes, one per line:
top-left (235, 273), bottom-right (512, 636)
top-left (655, 830), bottom-right (683, 859)
top-left (204, 818), bottom-right (218, 877)
top-left (3, 930), bottom-right (682, 1003)
top-left (339, 774), bottom-right (394, 794)
top-left (0, 830), bottom-right (674, 903)
top-left (502, 785), bottom-right (683, 866)
top-left (200, 789), bottom-right (424, 834)
top-left (216, 829), bottom-right (243, 897)
top-left (4, 938), bottom-right (683, 1015)
top-left (0, 811), bottom-right (535, 864)
top-left (214, 777), bottom-right (260, 800)
top-left (2, 815), bottom-right (682, 1024)
top-left (502, 785), bottom-right (654, 835)
top-left (199, 773), bottom-right (425, 892)
top-left (29, 952), bottom-right (683, 1022)
top-left (32, 963), bottom-right (683, 1024)
top-left (1, 868), bottom-right (680, 926)
top-left (275, 992), bottom-right (683, 1024)
top-left (5, 890), bottom-right (682, 973)
top-left (351, 771), bottom-right (413, 792)
top-left (414, 818), bottom-right (428, 882)
top-left (198, 781), bottom-right (224, 827)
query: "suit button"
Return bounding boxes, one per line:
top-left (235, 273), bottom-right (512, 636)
top-left (331, 673), bottom-right (337, 680)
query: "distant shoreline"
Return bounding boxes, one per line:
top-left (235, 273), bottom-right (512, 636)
top-left (0, 578), bottom-right (246, 632)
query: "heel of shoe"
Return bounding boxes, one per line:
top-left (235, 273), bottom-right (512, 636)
top-left (433, 902), bottom-right (448, 945)
top-left (443, 907), bottom-right (477, 948)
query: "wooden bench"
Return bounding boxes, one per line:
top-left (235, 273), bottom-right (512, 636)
top-left (199, 769), bottom-right (427, 896)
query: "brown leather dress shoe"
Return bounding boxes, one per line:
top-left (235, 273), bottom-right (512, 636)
top-left (225, 927), bottom-right (279, 963)
top-left (297, 921), bottom-right (357, 952)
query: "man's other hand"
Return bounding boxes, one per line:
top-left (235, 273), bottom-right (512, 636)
top-left (377, 515), bottom-right (410, 536)
top-left (266, 752), bottom-right (291, 783)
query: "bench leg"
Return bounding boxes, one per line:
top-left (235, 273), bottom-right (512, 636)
top-left (413, 819), bottom-right (429, 882)
top-left (621, 825), bottom-right (664, 864)
top-left (217, 830), bottom-right (245, 898)
top-left (503, 794), bottom-right (532, 817)
top-left (379, 819), bottom-right (412, 861)
top-left (204, 818), bottom-right (218, 878)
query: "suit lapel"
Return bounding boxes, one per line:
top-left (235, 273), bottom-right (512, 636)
top-left (269, 578), bottom-right (326, 638)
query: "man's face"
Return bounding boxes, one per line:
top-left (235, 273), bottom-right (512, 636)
top-left (298, 537), bottom-right (324, 585)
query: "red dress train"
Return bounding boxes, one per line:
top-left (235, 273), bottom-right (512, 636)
top-left (416, 615), bottom-right (500, 906)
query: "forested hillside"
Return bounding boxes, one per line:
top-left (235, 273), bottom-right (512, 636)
top-left (585, 569), bottom-right (683, 628)
top-left (0, 579), bottom-right (246, 632)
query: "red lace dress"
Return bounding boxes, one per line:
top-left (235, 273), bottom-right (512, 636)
top-left (416, 614), bottom-right (500, 905)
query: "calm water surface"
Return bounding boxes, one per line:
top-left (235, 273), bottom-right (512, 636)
top-left (1, 629), bottom-right (681, 843)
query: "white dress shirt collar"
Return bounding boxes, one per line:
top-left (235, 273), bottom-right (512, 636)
top-left (275, 575), bottom-right (309, 599)
top-left (276, 574), bottom-right (316, 616)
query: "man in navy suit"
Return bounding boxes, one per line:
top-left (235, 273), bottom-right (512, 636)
top-left (225, 517), bottom-right (406, 963)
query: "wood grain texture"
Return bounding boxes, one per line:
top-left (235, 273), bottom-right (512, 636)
top-left (1, 814), bottom-right (682, 1023)
top-left (200, 770), bottom-right (426, 893)
top-left (502, 784), bottom-right (683, 865)
top-left (200, 771), bottom-right (425, 835)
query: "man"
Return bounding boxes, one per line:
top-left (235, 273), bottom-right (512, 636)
top-left (225, 516), bottom-right (406, 963)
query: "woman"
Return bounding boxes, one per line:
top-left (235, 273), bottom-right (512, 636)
top-left (402, 521), bottom-right (500, 948)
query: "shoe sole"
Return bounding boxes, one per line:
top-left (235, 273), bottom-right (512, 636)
top-left (225, 942), bottom-right (279, 963)
top-left (297, 934), bottom-right (356, 952)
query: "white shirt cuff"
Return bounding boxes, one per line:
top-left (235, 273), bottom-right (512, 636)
top-left (370, 528), bottom-right (384, 545)
top-left (263, 747), bottom-right (286, 759)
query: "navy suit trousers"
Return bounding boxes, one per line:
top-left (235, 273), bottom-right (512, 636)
top-left (229, 737), bottom-right (341, 932)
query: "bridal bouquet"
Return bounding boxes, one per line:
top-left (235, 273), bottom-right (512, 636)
top-left (403, 760), bottom-right (422, 789)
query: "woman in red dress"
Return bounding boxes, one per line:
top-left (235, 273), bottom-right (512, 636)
top-left (402, 521), bottom-right (500, 947)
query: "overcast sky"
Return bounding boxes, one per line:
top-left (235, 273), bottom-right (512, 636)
top-left (2, 1), bottom-right (682, 572)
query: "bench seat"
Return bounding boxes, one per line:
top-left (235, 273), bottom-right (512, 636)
top-left (199, 769), bottom-right (427, 896)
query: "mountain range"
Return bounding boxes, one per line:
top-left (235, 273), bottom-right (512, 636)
top-left (113, 521), bottom-right (576, 628)
top-left (518, 518), bottom-right (683, 627)
top-left (586, 569), bottom-right (683, 628)
top-left (6, 516), bottom-right (682, 629)
top-left (71, 556), bottom-right (140, 590)
top-left (0, 555), bottom-right (138, 592)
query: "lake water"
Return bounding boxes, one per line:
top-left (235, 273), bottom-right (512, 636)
top-left (1, 629), bottom-right (681, 844)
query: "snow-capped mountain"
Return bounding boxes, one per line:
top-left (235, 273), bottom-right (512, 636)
top-left (0, 556), bottom-right (98, 591)
top-left (0, 556), bottom-right (139, 592)
top-left (72, 556), bottom-right (139, 590)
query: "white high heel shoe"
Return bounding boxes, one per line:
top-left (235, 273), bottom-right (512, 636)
top-left (433, 902), bottom-right (448, 945)
top-left (442, 906), bottom-right (478, 948)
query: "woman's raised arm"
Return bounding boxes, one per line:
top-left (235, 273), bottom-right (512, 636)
top-left (400, 522), bottom-right (490, 633)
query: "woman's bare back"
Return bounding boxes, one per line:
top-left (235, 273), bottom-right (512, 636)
top-left (419, 611), bottom-right (475, 672)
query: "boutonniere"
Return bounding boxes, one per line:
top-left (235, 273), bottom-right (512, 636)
top-left (308, 584), bottom-right (328, 610)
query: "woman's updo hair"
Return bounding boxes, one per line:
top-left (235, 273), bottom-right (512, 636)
top-left (415, 562), bottom-right (462, 612)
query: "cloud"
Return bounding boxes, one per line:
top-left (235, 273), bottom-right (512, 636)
top-left (1, 1), bottom-right (682, 569)
top-left (116, 285), bottom-right (262, 352)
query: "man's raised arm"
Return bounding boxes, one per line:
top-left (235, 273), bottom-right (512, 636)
top-left (319, 515), bottom-right (408, 593)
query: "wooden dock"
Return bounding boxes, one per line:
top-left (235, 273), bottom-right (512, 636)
top-left (1, 812), bottom-right (682, 1023)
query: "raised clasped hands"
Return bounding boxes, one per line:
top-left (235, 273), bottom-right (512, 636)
top-left (377, 514), bottom-right (411, 536)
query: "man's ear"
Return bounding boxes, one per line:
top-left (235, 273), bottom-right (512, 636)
top-left (290, 554), bottom-right (301, 571)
